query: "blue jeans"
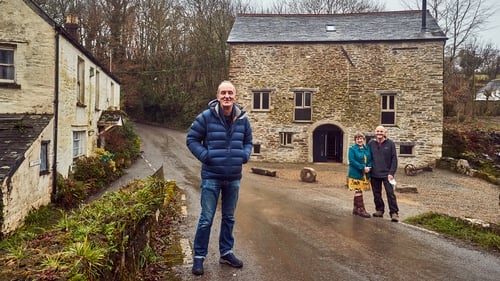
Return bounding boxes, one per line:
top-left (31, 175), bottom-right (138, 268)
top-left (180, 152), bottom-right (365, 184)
top-left (193, 179), bottom-right (240, 259)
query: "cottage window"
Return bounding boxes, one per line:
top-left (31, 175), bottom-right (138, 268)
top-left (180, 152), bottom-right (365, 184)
top-left (77, 57), bottom-right (85, 106)
top-left (40, 141), bottom-right (50, 174)
top-left (95, 70), bottom-right (100, 110)
top-left (400, 144), bottom-right (415, 156)
top-left (73, 131), bottom-right (86, 159)
top-left (381, 94), bottom-right (396, 125)
top-left (294, 91), bottom-right (312, 121)
top-left (253, 91), bottom-right (270, 111)
top-left (110, 81), bottom-right (115, 107)
top-left (253, 143), bottom-right (261, 154)
top-left (0, 47), bottom-right (15, 82)
top-left (280, 132), bottom-right (293, 146)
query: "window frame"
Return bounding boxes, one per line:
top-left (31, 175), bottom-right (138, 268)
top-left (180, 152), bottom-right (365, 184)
top-left (293, 90), bottom-right (312, 122)
top-left (252, 90), bottom-right (271, 111)
top-left (73, 131), bottom-right (86, 159)
top-left (77, 57), bottom-right (85, 106)
top-left (279, 132), bottom-right (293, 146)
top-left (380, 93), bottom-right (397, 126)
top-left (95, 70), bottom-right (100, 110)
top-left (40, 140), bottom-right (50, 175)
top-left (253, 143), bottom-right (261, 155)
top-left (399, 143), bottom-right (415, 156)
top-left (0, 46), bottom-right (15, 83)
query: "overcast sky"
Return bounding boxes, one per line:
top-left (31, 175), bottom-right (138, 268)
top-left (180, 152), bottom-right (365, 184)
top-left (252, 0), bottom-right (500, 47)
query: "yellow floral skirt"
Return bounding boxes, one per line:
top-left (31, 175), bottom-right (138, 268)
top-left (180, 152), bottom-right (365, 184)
top-left (347, 177), bottom-right (371, 191)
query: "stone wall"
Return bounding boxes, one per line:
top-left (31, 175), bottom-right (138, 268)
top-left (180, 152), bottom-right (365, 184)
top-left (229, 41), bottom-right (444, 167)
top-left (1, 118), bottom-right (54, 234)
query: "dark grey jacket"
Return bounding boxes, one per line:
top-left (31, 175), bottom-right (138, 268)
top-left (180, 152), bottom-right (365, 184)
top-left (367, 138), bottom-right (397, 178)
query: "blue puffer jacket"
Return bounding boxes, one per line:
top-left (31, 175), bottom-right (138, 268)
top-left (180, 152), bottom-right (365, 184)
top-left (186, 99), bottom-right (253, 181)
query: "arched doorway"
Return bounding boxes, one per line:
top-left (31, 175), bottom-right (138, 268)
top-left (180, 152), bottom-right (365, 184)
top-left (313, 124), bottom-right (343, 162)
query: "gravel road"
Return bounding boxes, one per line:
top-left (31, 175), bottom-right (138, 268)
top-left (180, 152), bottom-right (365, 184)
top-left (246, 162), bottom-right (500, 224)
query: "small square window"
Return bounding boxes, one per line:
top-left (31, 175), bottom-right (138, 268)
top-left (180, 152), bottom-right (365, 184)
top-left (253, 143), bottom-right (261, 154)
top-left (400, 144), bottom-right (414, 155)
top-left (253, 91), bottom-right (270, 111)
top-left (280, 132), bottom-right (293, 146)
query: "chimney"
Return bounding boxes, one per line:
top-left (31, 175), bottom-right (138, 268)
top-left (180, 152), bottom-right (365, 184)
top-left (421, 0), bottom-right (427, 33)
top-left (64, 14), bottom-right (80, 43)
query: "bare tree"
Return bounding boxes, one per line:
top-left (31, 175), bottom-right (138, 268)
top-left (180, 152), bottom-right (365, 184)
top-left (400, 0), bottom-right (496, 62)
top-left (456, 40), bottom-right (497, 118)
top-left (284, 0), bottom-right (384, 14)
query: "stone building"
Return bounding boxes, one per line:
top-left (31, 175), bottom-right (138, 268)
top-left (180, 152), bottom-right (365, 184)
top-left (227, 10), bottom-right (447, 167)
top-left (0, 0), bottom-right (121, 234)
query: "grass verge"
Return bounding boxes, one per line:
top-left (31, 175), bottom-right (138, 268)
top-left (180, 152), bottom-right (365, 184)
top-left (405, 212), bottom-right (500, 254)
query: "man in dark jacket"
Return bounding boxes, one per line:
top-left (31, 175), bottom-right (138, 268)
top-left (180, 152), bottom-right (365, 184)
top-left (186, 80), bottom-right (253, 275)
top-left (367, 125), bottom-right (400, 222)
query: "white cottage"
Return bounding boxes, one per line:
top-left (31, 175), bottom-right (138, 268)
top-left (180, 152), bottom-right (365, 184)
top-left (0, 0), bottom-right (121, 234)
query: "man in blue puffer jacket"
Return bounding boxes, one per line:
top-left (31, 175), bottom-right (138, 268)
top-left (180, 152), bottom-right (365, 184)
top-left (186, 80), bottom-right (253, 276)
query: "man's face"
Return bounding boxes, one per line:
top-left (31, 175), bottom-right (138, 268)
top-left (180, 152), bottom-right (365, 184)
top-left (375, 127), bottom-right (386, 141)
top-left (217, 86), bottom-right (235, 108)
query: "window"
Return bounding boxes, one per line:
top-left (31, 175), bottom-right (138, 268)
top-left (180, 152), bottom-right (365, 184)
top-left (95, 70), bottom-right (100, 110)
top-left (110, 81), bottom-right (115, 108)
top-left (77, 57), bottom-right (85, 105)
top-left (0, 47), bottom-right (15, 82)
top-left (253, 143), bottom-right (261, 154)
top-left (253, 91), bottom-right (270, 111)
top-left (381, 94), bottom-right (396, 125)
top-left (280, 132), bottom-right (293, 146)
top-left (294, 91), bottom-right (312, 121)
top-left (40, 141), bottom-right (50, 174)
top-left (400, 144), bottom-right (415, 156)
top-left (73, 131), bottom-right (86, 158)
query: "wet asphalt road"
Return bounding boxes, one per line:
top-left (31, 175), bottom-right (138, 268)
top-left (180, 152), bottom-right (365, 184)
top-left (106, 122), bottom-right (500, 281)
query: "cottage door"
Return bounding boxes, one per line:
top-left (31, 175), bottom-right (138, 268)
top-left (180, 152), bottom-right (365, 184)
top-left (313, 125), bottom-right (343, 162)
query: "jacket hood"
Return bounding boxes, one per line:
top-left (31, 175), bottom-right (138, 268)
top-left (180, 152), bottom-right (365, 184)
top-left (207, 99), bottom-right (247, 119)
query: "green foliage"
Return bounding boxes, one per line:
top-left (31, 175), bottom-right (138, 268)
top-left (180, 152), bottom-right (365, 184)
top-left (73, 154), bottom-right (119, 191)
top-left (443, 128), bottom-right (500, 178)
top-left (104, 121), bottom-right (141, 169)
top-left (53, 173), bottom-right (89, 208)
top-left (405, 212), bottom-right (500, 252)
top-left (66, 235), bottom-right (108, 280)
top-left (0, 177), bottom-right (179, 280)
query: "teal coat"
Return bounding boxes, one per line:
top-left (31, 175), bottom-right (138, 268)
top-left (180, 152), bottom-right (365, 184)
top-left (348, 144), bottom-right (372, 180)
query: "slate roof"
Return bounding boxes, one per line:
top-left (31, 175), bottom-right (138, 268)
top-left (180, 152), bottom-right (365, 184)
top-left (0, 114), bottom-right (53, 182)
top-left (476, 79), bottom-right (500, 101)
top-left (228, 11), bottom-right (447, 43)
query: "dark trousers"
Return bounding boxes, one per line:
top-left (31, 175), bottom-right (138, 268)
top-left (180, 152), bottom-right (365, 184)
top-left (370, 177), bottom-right (399, 214)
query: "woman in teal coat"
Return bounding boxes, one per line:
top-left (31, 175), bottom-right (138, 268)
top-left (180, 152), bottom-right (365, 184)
top-left (347, 132), bottom-right (372, 218)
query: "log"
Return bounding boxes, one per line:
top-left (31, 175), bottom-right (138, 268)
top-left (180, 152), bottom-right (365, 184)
top-left (251, 167), bottom-right (277, 177)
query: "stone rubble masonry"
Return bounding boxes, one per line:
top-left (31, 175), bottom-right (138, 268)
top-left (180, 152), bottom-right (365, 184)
top-left (229, 41), bottom-right (444, 168)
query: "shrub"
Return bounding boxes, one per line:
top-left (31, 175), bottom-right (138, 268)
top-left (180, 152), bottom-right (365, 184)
top-left (53, 173), bottom-right (89, 209)
top-left (73, 156), bottom-right (116, 192)
top-left (103, 121), bottom-right (141, 169)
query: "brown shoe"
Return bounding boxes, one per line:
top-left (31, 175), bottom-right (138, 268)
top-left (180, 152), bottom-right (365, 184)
top-left (391, 213), bottom-right (399, 222)
top-left (372, 211), bottom-right (384, 217)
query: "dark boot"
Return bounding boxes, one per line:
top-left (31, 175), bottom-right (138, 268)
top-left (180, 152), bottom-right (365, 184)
top-left (353, 192), bottom-right (371, 218)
